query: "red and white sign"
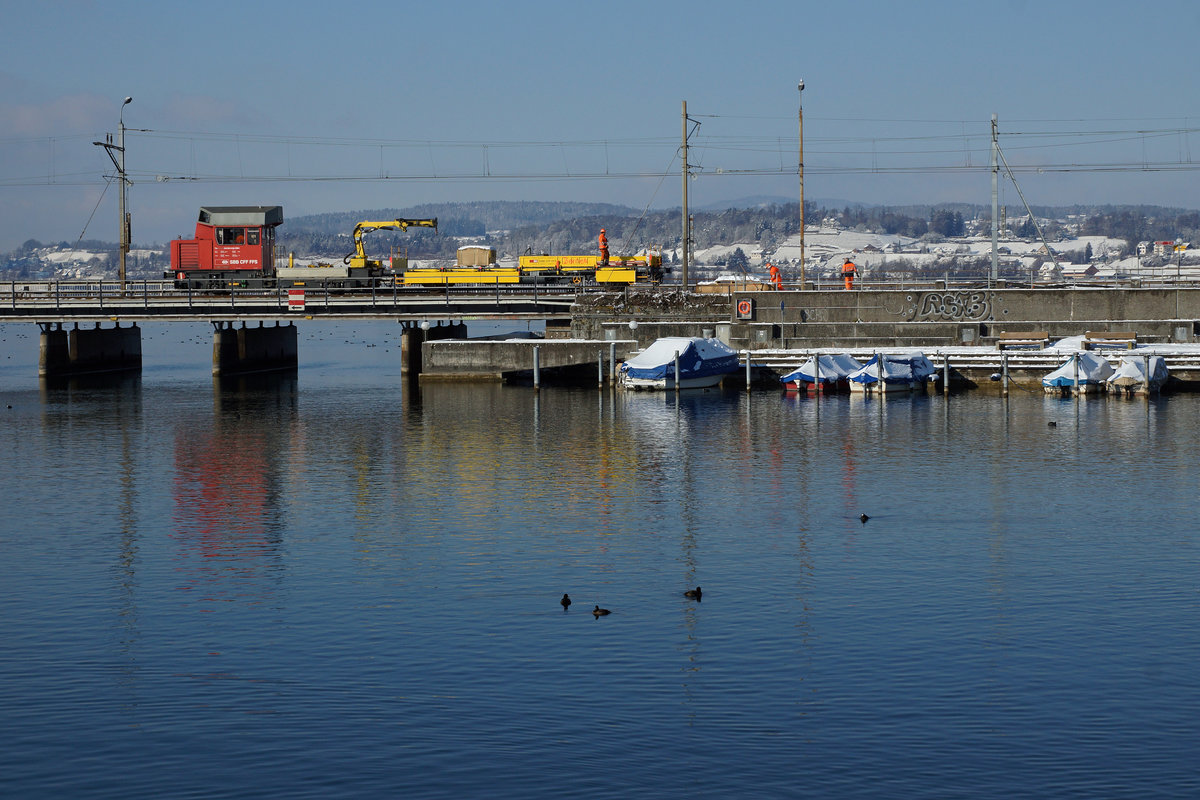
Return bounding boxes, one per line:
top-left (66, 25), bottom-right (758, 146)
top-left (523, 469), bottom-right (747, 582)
top-left (288, 289), bottom-right (306, 311)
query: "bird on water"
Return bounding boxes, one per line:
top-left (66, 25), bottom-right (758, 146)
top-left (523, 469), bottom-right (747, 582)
top-left (561, 593), bottom-right (571, 610)
top-left (860, 514), bottom-right (870, 524)
top-left (592, 605), bottom-right (611, 617)
top-left (684, 587), bottom-right (702, 600)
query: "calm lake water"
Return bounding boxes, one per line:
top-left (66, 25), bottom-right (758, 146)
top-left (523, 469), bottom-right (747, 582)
top-left (1, 321), bottom-right (1198, 799)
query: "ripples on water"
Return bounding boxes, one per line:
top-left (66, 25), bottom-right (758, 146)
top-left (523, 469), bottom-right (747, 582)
top-left (0, 322), bottom-right (1197, 799)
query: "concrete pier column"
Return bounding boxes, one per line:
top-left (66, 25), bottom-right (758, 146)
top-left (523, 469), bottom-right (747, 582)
top-left (212, 321), bottom-right (298, 376)
top-left (400, 320), bottom-right (468, 377)
top-left (38, 321), bottom-right (142, 377)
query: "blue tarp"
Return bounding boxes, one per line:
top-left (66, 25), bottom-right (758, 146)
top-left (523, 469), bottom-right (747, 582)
top-left (848, 353), bottom-right (936, 386)
top-left (1041, 352), bottom-right (1115, 387)
top-left (780, 353), bottom-right (864, 385)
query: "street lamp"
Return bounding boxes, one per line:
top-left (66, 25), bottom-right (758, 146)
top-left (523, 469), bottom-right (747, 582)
top-left (798, 80), bottom-right (805, 290)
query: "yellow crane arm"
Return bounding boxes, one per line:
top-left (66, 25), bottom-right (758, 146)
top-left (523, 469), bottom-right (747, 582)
top-left (344, 218), bottom-right (438, 265)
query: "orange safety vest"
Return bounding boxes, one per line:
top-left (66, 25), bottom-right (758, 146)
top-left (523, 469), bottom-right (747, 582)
top-left (842, 260), bottom-right (857, 275)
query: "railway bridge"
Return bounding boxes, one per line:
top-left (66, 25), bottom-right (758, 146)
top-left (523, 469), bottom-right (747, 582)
top-left (9, 279), bottom-right (1200, 386)
top-left (0, 279), bottom-right (576, 377)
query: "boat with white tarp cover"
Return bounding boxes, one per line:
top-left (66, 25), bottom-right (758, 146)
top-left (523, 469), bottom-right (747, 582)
top-left (1106, 354), bottom-right (1169, 395)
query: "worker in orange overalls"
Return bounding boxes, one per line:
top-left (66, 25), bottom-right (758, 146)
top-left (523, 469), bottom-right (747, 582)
top-left (842, 258), bottom-right (859, 290)
top-left (598, 228), bottom-right (610, 266)
top-left (767, 262), bottom-right (782, 290)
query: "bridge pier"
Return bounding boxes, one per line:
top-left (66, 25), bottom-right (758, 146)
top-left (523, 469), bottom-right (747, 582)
top-left (400, 321), bottom-right (468, 377)
top-left (212, 320), bottom-right (298, 376)
top-left (38, 321), bottom-right (142, 377)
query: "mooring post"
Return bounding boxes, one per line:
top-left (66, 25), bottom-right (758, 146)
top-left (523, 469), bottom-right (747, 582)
top-left (1143, 354), bottom-right (1152, 399)
top-left (813, 350), bottom-right (820, 396)
top-left (1002, 352), bottom-right (1010, 397)
top-left (674, 350), bottom-right (681, 394)
top-left (744, 350), bottom-right (752, 393)
top-left (533, 345), bottom-right (540, 391)
top-left (942, 352), bottom-right (950, 396)
top-left (598, 351), bottom-right (604, 389)
top-left (609, 341), bottom-right (617, 381)
top-left (1073, 353), bottom-right (1080, 398)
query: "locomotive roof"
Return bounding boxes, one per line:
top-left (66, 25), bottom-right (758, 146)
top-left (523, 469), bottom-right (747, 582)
top-left (198, 206), bottom-right (284, 227)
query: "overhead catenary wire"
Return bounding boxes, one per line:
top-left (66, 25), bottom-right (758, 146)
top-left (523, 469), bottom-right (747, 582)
top-left (7, 119), bottom-right (1200, 188)
top-left (996, 140), bottom-right (1060, 273)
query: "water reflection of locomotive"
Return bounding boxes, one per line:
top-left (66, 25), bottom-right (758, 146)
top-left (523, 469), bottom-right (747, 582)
top-left (167, 205), bottom-right (668, 290)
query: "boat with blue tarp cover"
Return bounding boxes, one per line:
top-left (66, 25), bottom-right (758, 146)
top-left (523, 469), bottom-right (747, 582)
top-left (848, 353), bottom-right (937, 393)
top-left (781, 353), bottom-right (864, 393)
top-left (619, 336), bottom-right (740, 390)
top-left (1041, 352), bottom-right (1115, 394)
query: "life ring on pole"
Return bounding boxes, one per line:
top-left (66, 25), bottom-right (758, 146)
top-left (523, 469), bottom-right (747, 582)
top-left (736, 298), bottom-right (753, 317)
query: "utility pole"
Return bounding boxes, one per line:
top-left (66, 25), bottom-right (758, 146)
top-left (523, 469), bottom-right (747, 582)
top-left (118, 97), bottom-right (131, 291)
top-left (94, 96), bottom-right (133, 291)
top-left (990, 113), bottom-right (999, 286)
top-left (798, 80), bottom-right (806, 289)
top-left (681, 100), bottom-right (690, 290)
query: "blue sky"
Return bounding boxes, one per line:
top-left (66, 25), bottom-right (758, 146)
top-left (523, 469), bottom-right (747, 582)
top-left (3, 0), bottom-right (1200, 250)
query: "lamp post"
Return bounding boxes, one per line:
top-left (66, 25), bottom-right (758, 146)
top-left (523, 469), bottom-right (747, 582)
top-left (798, 80), bottom-right (805, 290)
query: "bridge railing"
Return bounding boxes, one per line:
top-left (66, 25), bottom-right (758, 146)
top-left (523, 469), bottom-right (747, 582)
top-left (0, 277), bottom-right (604, 316)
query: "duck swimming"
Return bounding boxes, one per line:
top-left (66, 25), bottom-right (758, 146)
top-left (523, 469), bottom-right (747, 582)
top-left (592, 605), bottom-right (611, 617)
top-left (860, 514), bottom-right (870, 524)
top-left (561, 593), bottom-right (571, 609)
top-left (684, 587), bottom-right (702, 600)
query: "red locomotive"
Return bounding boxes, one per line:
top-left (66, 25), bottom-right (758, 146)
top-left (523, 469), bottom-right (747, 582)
top-left (169, 205), bottom-right (283, 289)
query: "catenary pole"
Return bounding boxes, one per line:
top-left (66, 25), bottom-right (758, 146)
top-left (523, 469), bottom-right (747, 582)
top-left (681, 100), bottom-right (690, 290)
top-left (798, 80), bottom-right (805, 289)
top-left (991, 114), bottom-right (999, 286)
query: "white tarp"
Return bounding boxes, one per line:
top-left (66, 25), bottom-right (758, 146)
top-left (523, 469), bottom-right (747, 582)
top-left (1107, 355), bottom-right (1168, 389)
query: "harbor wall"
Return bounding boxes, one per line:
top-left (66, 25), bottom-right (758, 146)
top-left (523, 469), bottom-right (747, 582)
top-left (422, 339), bottom-right (636, 382)
top-left (400, 321), bottom-right (468, 376)
top-left (572, 287), bottom-right (1200, 349)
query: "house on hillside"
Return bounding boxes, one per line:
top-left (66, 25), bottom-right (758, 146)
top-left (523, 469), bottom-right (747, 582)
top-left (1060, 264), bottom-right (1099, 279)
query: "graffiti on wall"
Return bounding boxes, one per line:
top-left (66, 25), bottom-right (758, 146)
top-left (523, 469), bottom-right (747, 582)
top-left (900, 291), bottom-right (993, 321)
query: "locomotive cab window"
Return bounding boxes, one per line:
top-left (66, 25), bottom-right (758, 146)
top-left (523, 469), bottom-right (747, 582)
top-left (246, 229), bottom-right (259, 246)
top-left (217, 227), bottom-right (247, 245)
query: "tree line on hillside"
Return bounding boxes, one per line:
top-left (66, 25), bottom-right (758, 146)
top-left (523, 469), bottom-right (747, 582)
top-left (9, 202), bottom-right (1200, 271)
